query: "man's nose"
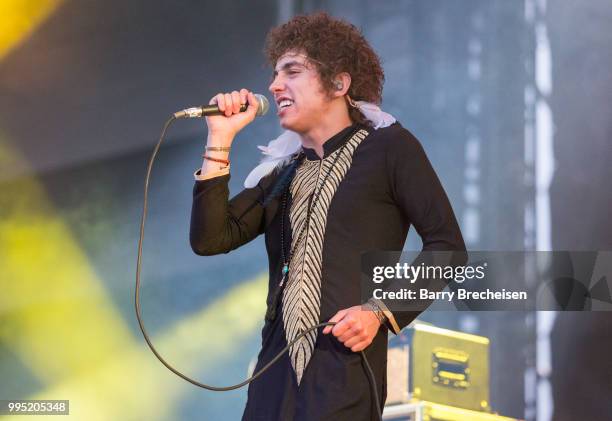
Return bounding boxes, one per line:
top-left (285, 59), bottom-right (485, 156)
top-left (269, 75), bottom-right (284, 93)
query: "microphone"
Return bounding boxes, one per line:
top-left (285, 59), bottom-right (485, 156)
top-left (174, 94), bottom-right (269, 119)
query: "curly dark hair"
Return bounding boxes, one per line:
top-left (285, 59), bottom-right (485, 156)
top-left (264, 12), bottom-right (385, 126)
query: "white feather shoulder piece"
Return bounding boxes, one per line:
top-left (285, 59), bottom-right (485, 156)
top-left (355, 101), bottom-right (396, 129)
top-left (244, 130), bottom-right (302, 188)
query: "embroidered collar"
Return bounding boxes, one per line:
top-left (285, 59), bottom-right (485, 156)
top-left (302, 124), bottom-right (359, 161)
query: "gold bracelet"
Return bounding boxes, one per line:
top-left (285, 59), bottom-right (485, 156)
top-left (205, 146), bottom-right (231, 152)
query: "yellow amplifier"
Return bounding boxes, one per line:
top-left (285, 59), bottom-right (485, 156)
top-left (383, 400), bottom-right (520, 421)
top-left (386, 323), bottom-right (491, 412)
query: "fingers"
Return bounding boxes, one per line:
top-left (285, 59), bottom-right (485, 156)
top-left (209, 89), bottom-right (254, 117)
top-left (344, 333), bottom-right (368, 349)
top-left (337, 320), bottom-right (364, 343)
top-left (323, 306), bottom-right (375, 352)
top-left (223, 93), bottom-right (232, 116)
top-left (246, 91), bottom-right (259, 115)
top-left (210, 93), bottom-right (225, 113)
top-left (349, 340), bottom-right (371, 352)
top-left (339, 323), bottom-right (372, 352)
top-left (240, 88), bottom-right (249, 106)
top-left (231, 91), bottom-right (242, 114)
top-left (332, 312), bottom-right (359, 339)
top-left (322, 309), bottom-right (348, 334)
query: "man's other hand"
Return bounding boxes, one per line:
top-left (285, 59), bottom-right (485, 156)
top-left (322, 305), bottom-right (381, 352)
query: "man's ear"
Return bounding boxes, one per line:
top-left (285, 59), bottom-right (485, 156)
top-left (332, 72), bottom-right (352, 97)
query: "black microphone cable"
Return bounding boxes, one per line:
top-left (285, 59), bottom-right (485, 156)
top-left (135, 116), bottom-right (383, 420)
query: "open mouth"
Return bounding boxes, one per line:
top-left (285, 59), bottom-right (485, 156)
top-left (277, 99), bottom-right (294, 110)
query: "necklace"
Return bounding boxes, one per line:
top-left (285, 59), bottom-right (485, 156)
top-left (280, 138), bottom-right (352, 283)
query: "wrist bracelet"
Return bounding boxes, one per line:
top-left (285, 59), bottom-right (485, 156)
top-left (205, 146), bottom-right (231, 152)
top-left (365, 301), bottom-right (388, 326)
top-left (202, 154), bottom-right (230, 166)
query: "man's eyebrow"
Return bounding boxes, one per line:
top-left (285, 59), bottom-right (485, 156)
top-left (272, 60), bottom-right (308, 76)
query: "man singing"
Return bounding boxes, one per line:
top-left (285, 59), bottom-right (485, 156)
top-left (190, 12), bottom-right (465, 421)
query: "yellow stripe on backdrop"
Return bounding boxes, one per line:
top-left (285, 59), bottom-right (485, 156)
top-left (0, 140), bottom-right (136, 381)
top-left (0, 140), bottom-right (268, 419)
top-left (0, 0), bottom-right (64, 61)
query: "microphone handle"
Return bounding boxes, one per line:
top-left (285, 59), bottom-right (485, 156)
top-left (200, 103), bottom-right (248, 116)
top-left (174, 103), bottom-right (249, 119)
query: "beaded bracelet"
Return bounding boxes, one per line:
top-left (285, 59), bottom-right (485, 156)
top-left (202, 154), bottom-right (230, 166)
top-left (364, 300), bottom-right (388, 326)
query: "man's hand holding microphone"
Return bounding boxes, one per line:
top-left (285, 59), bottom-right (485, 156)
top-left (200, 89), bottom-right (261, 176)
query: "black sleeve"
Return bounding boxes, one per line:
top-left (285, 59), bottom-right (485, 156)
top-left (379, 127), bottom-right (467, 332)
top-left (190, 173), bottom-right (267, 256)
top-left (387, 127), bottom-right (466, 252)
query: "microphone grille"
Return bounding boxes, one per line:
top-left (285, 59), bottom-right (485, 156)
top-left (255, 94), bottom-right (270, 116)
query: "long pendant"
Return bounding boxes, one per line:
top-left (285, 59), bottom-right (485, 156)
top-left (280, 263), bottom-right (289, 286)
top-left (265, 263), bottom-right (289, 322)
